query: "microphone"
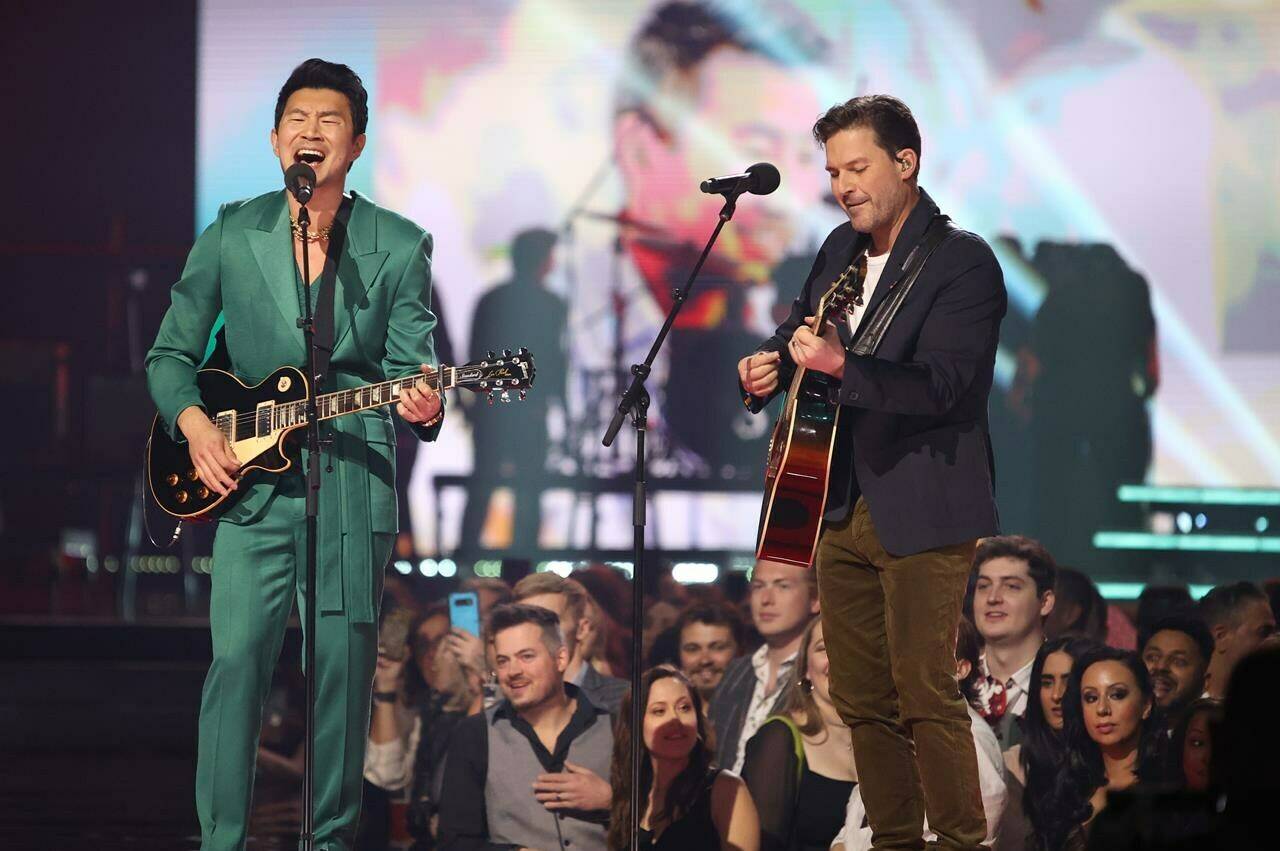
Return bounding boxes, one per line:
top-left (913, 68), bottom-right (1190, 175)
top-left (699, 162), bottom-right (781, 196)
top-left (284, 162), bottom-right (316, 205)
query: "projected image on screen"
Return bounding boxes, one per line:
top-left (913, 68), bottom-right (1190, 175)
top-left (197, 0), bottom-right (1280, 564)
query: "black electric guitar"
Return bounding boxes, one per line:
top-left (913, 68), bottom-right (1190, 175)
top-left (146, 349), bottom-right (535, 519)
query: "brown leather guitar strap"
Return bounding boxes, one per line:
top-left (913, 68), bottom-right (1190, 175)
top-left (850, 215), bottom-right (957, 357)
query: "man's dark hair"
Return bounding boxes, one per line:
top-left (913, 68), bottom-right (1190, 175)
top-left (1139, 614), bottom-right (1214, 665)
top-left (1135, 584), bottom-right (1194, 637)
top-left (675, 602), bottom-right (745, 651)
top-left (972, 534), bottom-right (1058, 597)
top-left (487, 602), bottom-right (564, 651)
top-left (616, 1), bottom-right (827, 123)
top-left (812, 94), bottom-right (922, 170)
top-left (1198, 581), bottom-right (1268, 630)
top-left (274, 58), bottom-right (369, 136)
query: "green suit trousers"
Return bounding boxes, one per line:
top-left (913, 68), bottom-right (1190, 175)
top-left (197, 472), bottom-right (391, 851)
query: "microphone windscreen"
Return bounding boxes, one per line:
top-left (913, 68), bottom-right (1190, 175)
top-left (284, 163), bottom-right (317, 200)
top-left (747, 162), bottom-right (781, 196)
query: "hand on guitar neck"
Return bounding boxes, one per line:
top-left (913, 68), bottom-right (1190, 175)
top-left (787, 315), bottom-right (846, 379)
top-left (396, 363), bottom-right (443, 426)
top-left (177, 405), bottom-right (241, 497)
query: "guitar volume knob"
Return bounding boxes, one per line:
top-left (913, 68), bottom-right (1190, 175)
top-left (175, 490), bottom-right (189, 504)
top-left (186, 468), bottom-right (199, 481)
top-left (166, 473), bottom-right (180, 486)
top-left (197, 486), bottom-right (210, 499)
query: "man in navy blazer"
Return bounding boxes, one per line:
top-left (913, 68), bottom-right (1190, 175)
top-left (739, 95), bottom-right (1005, 850)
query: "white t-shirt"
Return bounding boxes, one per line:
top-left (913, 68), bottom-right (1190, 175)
top-left (845, 251), bottom-right (890, 335)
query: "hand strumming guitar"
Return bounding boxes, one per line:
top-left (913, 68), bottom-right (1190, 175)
top-left (738, 350), bottom-right (782, 398)
top-left (178, 406), bottom-right (240, 496)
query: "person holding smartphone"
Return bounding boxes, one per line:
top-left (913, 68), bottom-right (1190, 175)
top-left (365, 604), bottom-right (486, 848)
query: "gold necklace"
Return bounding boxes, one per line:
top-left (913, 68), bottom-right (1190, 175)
top-left (290, 218), bottom-right (333, 241)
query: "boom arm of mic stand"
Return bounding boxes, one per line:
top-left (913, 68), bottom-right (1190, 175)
top-left (601, 192), bottom-right (738, 448)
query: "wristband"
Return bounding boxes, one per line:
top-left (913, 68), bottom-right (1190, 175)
top-left (372, 690), bottom-right (399, 703)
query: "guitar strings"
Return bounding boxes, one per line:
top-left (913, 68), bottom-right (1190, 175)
top-left (217, 368), bottom-right (446, 431)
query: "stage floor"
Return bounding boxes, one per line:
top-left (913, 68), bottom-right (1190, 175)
top-left (0, 753), bottom-right (307, 850)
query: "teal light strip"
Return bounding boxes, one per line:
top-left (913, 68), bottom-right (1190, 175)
top-left (1093, 531), bottom-right (1280, 553)
top-left (1097, 583), bottom-right (1217, 601)
top-left (1116, 485), bottom-right (1280, 506)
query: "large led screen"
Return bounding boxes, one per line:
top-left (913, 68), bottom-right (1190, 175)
top-left (197, 0), bottom-right (1280, 559)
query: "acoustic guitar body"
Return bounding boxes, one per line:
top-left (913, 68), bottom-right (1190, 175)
top-left (756, 371), bottom-right (842, 568)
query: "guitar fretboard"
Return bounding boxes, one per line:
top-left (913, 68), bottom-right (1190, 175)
top-left (215, 368), bottom-right (457, 440)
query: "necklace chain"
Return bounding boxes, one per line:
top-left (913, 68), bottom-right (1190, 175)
top-left (290, 218), bottom-right (333, 242)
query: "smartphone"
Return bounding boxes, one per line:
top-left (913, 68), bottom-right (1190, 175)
top-left (448, 591), bottom-right (481, 638)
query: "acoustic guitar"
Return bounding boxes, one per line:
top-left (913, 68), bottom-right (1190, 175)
top-left (146, 349), bottom-right (535, 519)
top-left (756, 259), bottom-right (864, 567)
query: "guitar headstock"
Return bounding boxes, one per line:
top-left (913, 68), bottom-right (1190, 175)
top-left (452, 348), bottom-right (536, 404)
top-left (817, 255), bottom-right (866, 323)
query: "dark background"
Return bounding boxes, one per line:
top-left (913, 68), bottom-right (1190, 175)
top-left (2, 0), bottom-right (196, 562)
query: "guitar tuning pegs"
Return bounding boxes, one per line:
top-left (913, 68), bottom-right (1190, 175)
top-left (502, 348), bottom-right (512, 357)
top-left (487, 350), bottom-right (496, 360)
top-left (500, 390), bottom-right (511, 403)
top-left (480, 381), bottom-right (488, 390)
top-left (518, 347), bottom-right (528, 355)
top-left (487, 391), bottom-right (495, 406)
top-left (518, 390), bottom-right (527, 401)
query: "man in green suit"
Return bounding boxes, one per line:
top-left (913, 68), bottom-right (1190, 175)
top-left (145, 59), bottom-right (443, 850)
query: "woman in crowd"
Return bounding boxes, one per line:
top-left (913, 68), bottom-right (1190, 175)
top-left (365, 605), bottom-right (487, 850)
top-left (740, 617), bottom-right (856, 851)
top-left (1035, 646), bottom-right (1161, 850)
top-left (1172, 697), bottom-right (1222, 792)
top-left (608, 666), bottom-right (759, 851)
top-left (1006, 636), bottom-right (1098, 851)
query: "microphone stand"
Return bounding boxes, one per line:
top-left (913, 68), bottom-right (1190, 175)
top-left (295, 201), bottom-right (321, 851)
top-left (602, 189), bottom-right (742, 851)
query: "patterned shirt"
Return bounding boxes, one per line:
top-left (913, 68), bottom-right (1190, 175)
top-left (732, 644), bottom-right (798, 773)
top-left (973, 654), bottom-right (1034, 727)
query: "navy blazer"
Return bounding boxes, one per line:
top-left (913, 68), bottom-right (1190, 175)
top-left (746, 188), bottom-right (1006, 556)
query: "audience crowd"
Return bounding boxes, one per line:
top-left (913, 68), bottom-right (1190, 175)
top-left (346, 540), bottom-right (1278, 851)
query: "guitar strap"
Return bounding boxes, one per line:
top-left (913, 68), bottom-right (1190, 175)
top-left (850, 214), bottom-right (958, 357)
top-left (308, 196), bottom-right (354, 388)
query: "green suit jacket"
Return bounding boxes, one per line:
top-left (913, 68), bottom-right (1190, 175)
top-left (145, 189), bottom-right (440, 623)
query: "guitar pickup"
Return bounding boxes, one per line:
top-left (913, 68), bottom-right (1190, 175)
top-left (256, 401), bottom-right (273, 438)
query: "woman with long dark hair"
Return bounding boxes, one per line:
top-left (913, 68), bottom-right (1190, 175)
top-left (607, 666), bottom-right (759, 851)
top-left (1013, 636), bottom-right (1098, 851)
top-left (1171, 697), bottom-right (1223, 792)
top-left (740, 618), bottom-right (856, 851)
top-left (1042, 646), bottom-right (1161, 850)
